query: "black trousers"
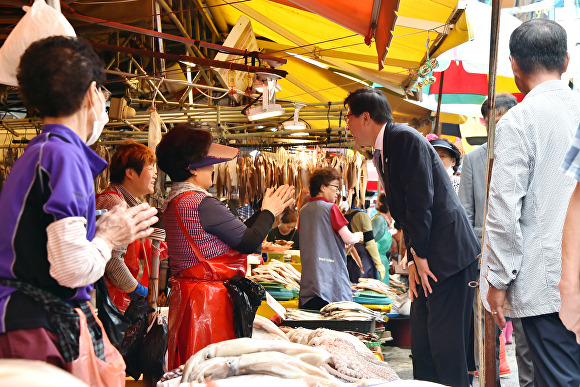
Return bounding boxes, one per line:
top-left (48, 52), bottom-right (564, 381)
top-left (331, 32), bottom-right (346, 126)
top-left (521, 312), bottom-right (580, 387)
top-left (410, 260), bottom-right (477, 387)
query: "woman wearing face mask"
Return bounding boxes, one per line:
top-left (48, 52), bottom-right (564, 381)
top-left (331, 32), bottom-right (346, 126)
top-left (266, 207), bottom-right (300, 249)
top-left (428, 136), bottom-right (462, 194)
top-left (0, 36), bottom-right (158, 384)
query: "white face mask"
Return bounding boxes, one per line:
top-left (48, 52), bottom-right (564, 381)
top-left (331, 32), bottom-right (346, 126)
top-left (87, 87), bottom-right (109, 146)
top-left (447, 165), bottom-right (454, 178)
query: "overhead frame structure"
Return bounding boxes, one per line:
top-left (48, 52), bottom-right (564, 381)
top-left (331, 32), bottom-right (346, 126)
top-left (0, 0), bottom-right (472, 148)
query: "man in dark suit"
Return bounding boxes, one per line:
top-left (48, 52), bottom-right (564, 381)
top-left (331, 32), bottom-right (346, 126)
top-left (345, 88), bottom-right (480, 386)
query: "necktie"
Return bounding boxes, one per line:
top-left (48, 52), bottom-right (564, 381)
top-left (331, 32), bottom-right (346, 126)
top-left (373, 149), bottom-right (387, 191)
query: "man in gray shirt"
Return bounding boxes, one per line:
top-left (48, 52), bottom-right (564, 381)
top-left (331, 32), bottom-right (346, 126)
top-left (460, 94), bottom-right (536, 386)
top-left (482, 19), bottom-right (580, 386)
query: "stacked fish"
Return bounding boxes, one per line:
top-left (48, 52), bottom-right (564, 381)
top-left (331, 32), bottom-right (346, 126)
top-left (388, 276), bottom-right (409, 293)
top-left (320, 302), bottom-right (387, 322)
top-left (352, 277), bottom-right (404, 297)
top-left (282, 327), bottom-right (399, 383)
top-left (175, 338), bottom-right (339, 386)
top-left (248, 260), bottom-right (301, 291)
top-left (285, 309), bottom-right (325, 321)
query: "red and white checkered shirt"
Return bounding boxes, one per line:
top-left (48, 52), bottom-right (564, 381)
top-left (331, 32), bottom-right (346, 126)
top-left (164, 190), bottom-right (230, 274)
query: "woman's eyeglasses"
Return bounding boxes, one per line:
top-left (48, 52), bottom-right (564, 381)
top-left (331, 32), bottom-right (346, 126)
top-left (99, 86), bottom-right (112, 102)
top-left (328, 184), bottom-right (340, 191)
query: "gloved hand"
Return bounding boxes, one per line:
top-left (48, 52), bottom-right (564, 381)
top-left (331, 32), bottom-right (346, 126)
top-left (127, 283), bottom-right (148, 300)
top-left (376, 263), bottom-right (386, 280)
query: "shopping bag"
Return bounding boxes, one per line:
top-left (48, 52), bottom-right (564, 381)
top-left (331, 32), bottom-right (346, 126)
top-left (0, 0), bottom-right (76, 86)
top-left (225, 275), bottom-right (265, 338)
top-left (119, 298), bottom-right (154, 380)
top-left (94, 277), bottom-right (130, 351)
top-left (67, 304), bottom-right (126, 387)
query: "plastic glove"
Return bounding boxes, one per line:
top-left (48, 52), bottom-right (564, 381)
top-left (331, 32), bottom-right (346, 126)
top-left (376, 263), bottom-right (386, 280)
top-left (127, 283), bottom-right (148, 300)
top-left (95, 203), bottom-right (158, 249)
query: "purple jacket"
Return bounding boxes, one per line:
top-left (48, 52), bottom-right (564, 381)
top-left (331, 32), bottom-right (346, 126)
top-left (0, 124), bottom-right (107, 333)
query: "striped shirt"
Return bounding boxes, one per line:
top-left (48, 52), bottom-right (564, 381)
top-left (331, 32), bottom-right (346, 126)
top-left (561, 123), bottom-right (580, 182)
top-left (165, 190), bottom-right (231, 274)
top-left (96, 184), bottom-right (141, 291)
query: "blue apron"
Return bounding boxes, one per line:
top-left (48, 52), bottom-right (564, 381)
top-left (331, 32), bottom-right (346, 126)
top-left (298, 200), bottom-right (352, 306)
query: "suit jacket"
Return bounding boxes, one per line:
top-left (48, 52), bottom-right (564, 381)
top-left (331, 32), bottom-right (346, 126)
top-left (458, 143), bottom-right (487, 241)
top-left (379, 123), bottom-right (479, 281)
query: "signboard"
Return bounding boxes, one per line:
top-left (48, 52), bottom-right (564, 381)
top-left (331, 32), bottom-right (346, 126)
top-left (265, 291), bottom-right (287, 320)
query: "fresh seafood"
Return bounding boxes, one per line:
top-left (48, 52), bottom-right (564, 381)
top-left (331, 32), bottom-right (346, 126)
top-left (186, 374), bottom-right (312, 387)
top-left (285, 309), bottom-right (325, 321)
top-left (249, 260), bottom-right (301, 290)
top-left (181, 338), bottom-right (331, 382)
top-left (312, 337), bottom-right (398, 382)
top-left (307, 329), bottom-right (374, 359)
top-left (353, 277), bottom-right (403, 297)
top-left (252, 315), bottom-right (289, 341)
top-left (320, 302), bottom-right (386, 322)
top-left (188, 351), bottom-right (338, 385)
top-left (388, 276), bottom-right (409, 292)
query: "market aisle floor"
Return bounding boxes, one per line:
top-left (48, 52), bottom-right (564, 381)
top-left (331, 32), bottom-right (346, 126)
top-left (383, 339), bottom-right (521, 387)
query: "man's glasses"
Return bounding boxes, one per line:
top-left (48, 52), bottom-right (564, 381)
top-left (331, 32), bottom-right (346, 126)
top-left (328, 184), bottom-right (340, 191)
top-left (344, 113), bottom-right (360, 121)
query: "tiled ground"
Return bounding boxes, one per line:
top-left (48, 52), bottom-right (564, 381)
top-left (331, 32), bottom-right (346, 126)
top-left (383, 339), bottom-right (521, 386)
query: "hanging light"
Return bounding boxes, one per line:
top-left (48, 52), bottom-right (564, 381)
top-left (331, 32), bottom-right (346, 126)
top-left (246, 73), bottom-right (285, 121)
top-left (283, 102), bottom-right (307, 130)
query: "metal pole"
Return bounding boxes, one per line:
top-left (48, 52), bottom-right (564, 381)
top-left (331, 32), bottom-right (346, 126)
top-left (434, 70), bottom-right (445, 136)
top-left (482, 1), bottom-right (501, 386)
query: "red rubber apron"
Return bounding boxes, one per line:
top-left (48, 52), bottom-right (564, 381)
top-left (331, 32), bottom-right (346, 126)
top-left (167, 192), bottom-right (247, 370)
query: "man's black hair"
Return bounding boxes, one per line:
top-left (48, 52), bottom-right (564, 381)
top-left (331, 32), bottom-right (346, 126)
top-left (344, 87), bottom-right (393, 125)
top-left (481, 93), bottom-right (518, 118)
top-left (509, 19), bottom-right (568, 75)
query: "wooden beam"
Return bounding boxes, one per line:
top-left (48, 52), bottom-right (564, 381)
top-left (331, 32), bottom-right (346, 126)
top-left (92, 42), bottom-right (288, 77)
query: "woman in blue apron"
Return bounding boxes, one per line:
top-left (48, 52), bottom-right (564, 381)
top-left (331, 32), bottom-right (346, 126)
top-left (298, 167), bottom-right (363, 310)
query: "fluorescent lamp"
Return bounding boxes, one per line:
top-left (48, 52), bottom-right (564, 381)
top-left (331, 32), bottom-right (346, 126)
top-left (246, 104), bottom-right (285, 121)
top-left (290, 132), bottom-right (309, 136)
top-left (283, 121), bottom-right (307, 130)
top-left (282, 102), bottom-right (307, 130)
top-left (286, 52), bottom-right (329, 69)
top-left (179, 61), bottom-right (197, 68)
top-left (253, 79), bottom-right (282, 93)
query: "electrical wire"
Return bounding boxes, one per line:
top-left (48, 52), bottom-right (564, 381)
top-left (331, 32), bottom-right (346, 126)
top-left (193, 87), bottom-right (231, 100)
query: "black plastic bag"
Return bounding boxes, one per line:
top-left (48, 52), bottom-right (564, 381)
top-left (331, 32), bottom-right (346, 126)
top-left (119, 298), bottom-right (154, 380)
top-left (225, 275), bottom-right (265, 338)
top-left (94, 277), bottom-right (130, 350)
top-left (140, 317), bottom-right (168, 386)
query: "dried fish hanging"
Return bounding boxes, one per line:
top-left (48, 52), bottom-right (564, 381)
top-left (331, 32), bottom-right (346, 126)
top-left (93, 144), bottom-right (113, 194)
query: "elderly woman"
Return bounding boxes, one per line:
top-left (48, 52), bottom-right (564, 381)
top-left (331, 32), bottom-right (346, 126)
top-left (298, 167), bottom-right (363, 310)
top-left (0, 36), bottom-right (157, 384)
top-left (266, 207), bottom-right (299, 249)
top-left (96, 141), bottom-right (159, 312)
top-left (156, 124), bottom-right (294, 368)
top-left (428, 135), bottom-right (462, 194)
